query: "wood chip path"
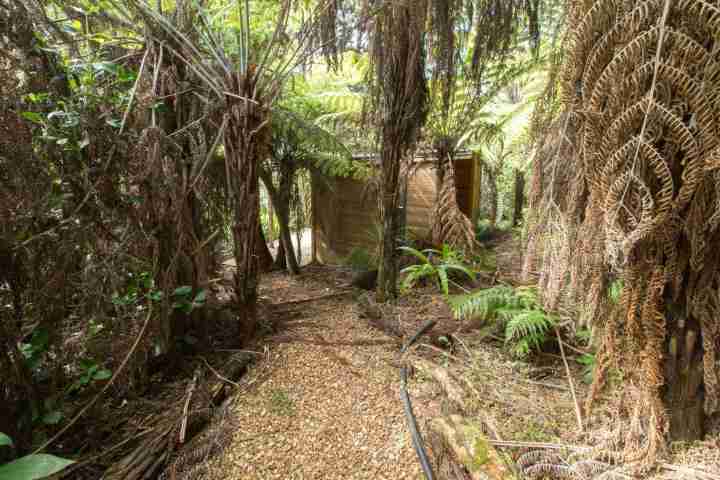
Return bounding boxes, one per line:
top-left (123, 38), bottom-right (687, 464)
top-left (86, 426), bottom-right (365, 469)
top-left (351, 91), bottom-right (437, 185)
top-left (206, 274), bottom-right (424, 479)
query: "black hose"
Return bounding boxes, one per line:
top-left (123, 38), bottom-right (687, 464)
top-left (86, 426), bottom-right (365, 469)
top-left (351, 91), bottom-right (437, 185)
top-left (400, 320), bottom-right (437, 480)
top-left (401, 319), bottom-right (437, 353)
top-left (401, 366), bottom-right (434, 480)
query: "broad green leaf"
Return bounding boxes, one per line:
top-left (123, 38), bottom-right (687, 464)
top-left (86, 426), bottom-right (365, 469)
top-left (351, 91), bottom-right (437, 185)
top-left (445, 264), bottom-right (476, 281)
top-left (437, 268), bottom-right (449, 295)
top-left (0, 433), bottom-right (12, 448)
top-left (398, 246), bottom-right (429, 264)
top-left (173, 286), bottom-right (193, 297)
top-left (21, 111), bottom-right (44, 124)
top-left (0, 454), bottom-right (74, 479)
top-left (148, 290), bottom-right (163, 301)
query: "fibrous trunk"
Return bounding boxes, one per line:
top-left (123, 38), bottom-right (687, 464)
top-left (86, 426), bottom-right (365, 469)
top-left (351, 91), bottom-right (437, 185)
top-left (224, 77), bottom-right (270, 345)
top-left (512, 168), bottom-right (525, 227)
top-left (487, 169), bottom-right (498, 228)
top-left (371, 0), bottom-right (429, 301)
top-left (377, 144), bottom-right (402, 302)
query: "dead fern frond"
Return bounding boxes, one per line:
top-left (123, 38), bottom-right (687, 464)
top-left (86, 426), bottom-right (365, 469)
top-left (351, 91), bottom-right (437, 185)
top-left (527, 0), bottom-right (720, 463)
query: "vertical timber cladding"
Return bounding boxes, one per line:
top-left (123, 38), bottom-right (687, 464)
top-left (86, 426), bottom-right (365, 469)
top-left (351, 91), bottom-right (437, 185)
top-left (312, 152), bottom-right (476, 265)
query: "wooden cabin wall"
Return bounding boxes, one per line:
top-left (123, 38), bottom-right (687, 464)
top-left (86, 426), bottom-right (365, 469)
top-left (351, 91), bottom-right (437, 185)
top-left (313, 157), bottom-right (477, 265)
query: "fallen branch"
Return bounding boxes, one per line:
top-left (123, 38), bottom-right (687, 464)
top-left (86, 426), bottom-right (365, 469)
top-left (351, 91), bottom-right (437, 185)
top-left (429, 415), bottom-right (510, 480)
top-left (414, 359), bottom-right (465, 412)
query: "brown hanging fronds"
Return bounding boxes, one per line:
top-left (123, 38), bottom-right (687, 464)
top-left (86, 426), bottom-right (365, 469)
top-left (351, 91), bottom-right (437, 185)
top-left (525, 0), bottom-right (720, 465)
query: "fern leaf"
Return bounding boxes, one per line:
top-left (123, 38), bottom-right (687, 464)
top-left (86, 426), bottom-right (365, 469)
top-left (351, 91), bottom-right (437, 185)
top-left (437, 267), bottom-right (449, 295)
top-left (444, 263), bottom-right (476, 281)
top-left (399, 245), bottom-right (430, 264)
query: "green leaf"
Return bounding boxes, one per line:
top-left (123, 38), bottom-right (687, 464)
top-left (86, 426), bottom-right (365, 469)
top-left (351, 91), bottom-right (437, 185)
top-left (21, 111), bottom-right (44, 124)
top-left (193, 289), bottom-right (207, 304)
top-left (437, 267), bottom-right (449, 295)
top-left (444, 264), bottom-right (476, 281)
top-left (398, 246), bottom-right (430, 264)
top-left (173, 286), bottom-right (193, 297)
top-left (93, 369), bottom-right (112, 380)
top-left (41, 411), bottom-right (63, 425)
top-left (0, 454), bottom-right (74, 479)
top-left (148, 290), bottom-right (163, 301)
top-left (0, 433), bottom-right (13, 448)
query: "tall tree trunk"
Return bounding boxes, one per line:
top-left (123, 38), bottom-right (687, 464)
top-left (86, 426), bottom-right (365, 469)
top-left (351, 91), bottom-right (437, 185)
top-left (224, 82), bottom-right (269, 346)
top-left (372, 0), bottom-right (429, 301)
top-left (512, 168), bottom-right (525, 227)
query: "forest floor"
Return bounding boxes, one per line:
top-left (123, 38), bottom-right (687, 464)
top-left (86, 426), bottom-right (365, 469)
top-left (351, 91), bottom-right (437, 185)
top-left (62, 235), bottom-right (719, 479)
top-left (198, 235), bottom-right (720, 479)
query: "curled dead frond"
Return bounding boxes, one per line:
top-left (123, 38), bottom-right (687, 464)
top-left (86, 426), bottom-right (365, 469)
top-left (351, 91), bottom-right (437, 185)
top-left (526, 0), bottom-right (720, 464)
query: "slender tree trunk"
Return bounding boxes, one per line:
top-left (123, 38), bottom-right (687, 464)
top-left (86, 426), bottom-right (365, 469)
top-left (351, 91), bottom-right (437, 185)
top-left (278, 206), bottom-right (300, 274)
top-left (512, 168), bottom-right (525, 227)
top-left (259, 167), bottom-right (300, 274)
top-left (274, 236), bottom-right (287, 270)
top-left (256, 222), bottom-right (274, 272)
top-left (376, 144), bottom-right (402, 302)
top-left (488, 170), bottom-right (498, 228)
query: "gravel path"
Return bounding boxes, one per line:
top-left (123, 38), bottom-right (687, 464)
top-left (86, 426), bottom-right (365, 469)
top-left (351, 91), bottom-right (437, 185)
top-left (206, 275), bottom-right (423, 479)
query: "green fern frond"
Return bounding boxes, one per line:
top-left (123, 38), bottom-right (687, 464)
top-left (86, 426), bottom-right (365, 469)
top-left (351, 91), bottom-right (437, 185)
top-left (450, 285), bottom-right (556, 358)
top-left (505, 310), bottom-right (555, 344)
top-left (448, 285), bottom-right (516, 320)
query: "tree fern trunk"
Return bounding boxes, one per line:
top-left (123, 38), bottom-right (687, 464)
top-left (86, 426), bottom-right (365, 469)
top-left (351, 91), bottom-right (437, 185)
top-left (488, 170), bottom-right (498, 228)
top-left (663, 302), bottom-right (705, 441)
top-left (376, 144), bottom-right (401, 302)
top-left (512, 168), bottom-right (525, 227)
top-left (224, 80), bottom-right (268, 346)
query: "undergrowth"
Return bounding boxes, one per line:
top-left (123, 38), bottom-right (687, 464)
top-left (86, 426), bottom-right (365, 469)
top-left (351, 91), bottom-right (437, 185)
top-left (449, 285), bottom-right (557, 358)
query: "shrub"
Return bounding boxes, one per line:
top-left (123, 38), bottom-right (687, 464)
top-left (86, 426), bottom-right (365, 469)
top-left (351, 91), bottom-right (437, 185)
top-left (399, 244), bottom-right (475, 295)
top-left (448, 286), bottom-right (557, 358)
